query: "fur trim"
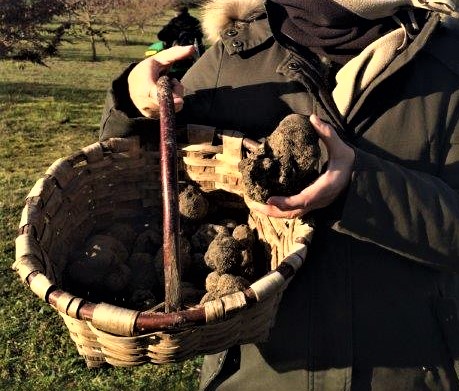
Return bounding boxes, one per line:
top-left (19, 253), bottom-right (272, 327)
top-left (201, 0), bottom-right (265, 43)
top-left (200, 0), bottom-right (458, 44)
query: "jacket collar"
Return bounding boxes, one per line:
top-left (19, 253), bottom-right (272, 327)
top-left (220, 13), bottom-right (272, 55)
top-left (347, 13), bottom-right (441, 125)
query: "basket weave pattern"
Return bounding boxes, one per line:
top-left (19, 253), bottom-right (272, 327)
top-left (13, 126), bottom-right (313, 367)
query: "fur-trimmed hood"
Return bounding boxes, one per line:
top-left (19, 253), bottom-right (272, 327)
top-left (201, 0), bottom-right (459, 44)
top-left (201, 0), bottom-right (265, 43)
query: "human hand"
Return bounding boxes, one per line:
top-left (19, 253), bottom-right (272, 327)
top-left (128, 45), bottom-right (196, 118)
top-left (246, 115), bottom-right (355, 219)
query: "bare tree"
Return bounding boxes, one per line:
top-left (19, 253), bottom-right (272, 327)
top-left (107, 0), bottom-right (132, 45)
top-left (0, 0), bottom-right (69, 63)
top-left (134, 0), bottom-right (175, 34)
top-left (107, 0), bottom-right (173, 43)
top-left (66, 0), bottom-right (112, 61)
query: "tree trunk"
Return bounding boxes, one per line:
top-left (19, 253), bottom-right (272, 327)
top-left (121, 30), bottom-right (129, 45)
top-left (90, 34), bottom-right (97, 61)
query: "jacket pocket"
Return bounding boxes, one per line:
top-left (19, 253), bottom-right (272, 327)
top-left (435, 297), bottom-right (459, 379)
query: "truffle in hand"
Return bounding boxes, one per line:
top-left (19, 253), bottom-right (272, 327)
top-left (239, 114), bottom-right (321, 203)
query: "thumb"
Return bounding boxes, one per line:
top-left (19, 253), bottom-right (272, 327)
top-left (267, 193), bottom-right (309, 211)
top-left (153, 45), bottom-right (196, 67)
top-left (309, 114), bottom-right (334, 141)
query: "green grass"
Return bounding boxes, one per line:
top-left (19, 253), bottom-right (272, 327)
top-left (0, 12), bottom-right (203, 391)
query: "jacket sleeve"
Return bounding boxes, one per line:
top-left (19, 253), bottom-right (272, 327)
top-left (98, 41), bottom-right (225, 142)
top-left (99, 63), bottom-right (159, 142)
top-left (334, 23), bottom-right (459, 271)
top-left (335, 147), bottom-right (459, 271)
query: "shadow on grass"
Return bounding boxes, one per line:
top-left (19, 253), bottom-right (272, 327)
top-left (59, 49), bottom-right (143, 63)
top-left (111, 39), bottom-right (153, 46)
top-left (0, 81), bottom-right (106, 104)
top-left (93, 53), bottom-right (144, 62)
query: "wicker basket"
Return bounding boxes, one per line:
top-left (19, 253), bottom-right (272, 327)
top-left (13, 125), bottom-right (313, 368)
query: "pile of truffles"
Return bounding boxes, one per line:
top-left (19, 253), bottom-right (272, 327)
top-left (239, 113), bottom-right (321, 203)
top-left (65, 114), bottom-right (320, 311)
top-left (200, 223), bottom-right (255, 303)
top-left (65, 222), bottom-right (164, 310)
top-left (64, 183), bottom-right (262, 311)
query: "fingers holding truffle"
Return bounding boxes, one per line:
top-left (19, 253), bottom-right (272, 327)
top-left (239, 114), bottom-right (321, 203)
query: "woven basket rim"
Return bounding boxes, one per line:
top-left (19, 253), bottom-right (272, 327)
top-left (14, 135), bottom-right (313, 338)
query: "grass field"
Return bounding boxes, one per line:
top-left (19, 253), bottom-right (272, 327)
top-left (0, 10), bottom-right (203, 391)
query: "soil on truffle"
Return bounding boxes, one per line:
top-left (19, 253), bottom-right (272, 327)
top-left (204, 234), bottom-right (242, 275)
top-left (179, 184), bottom-right (209, 221)
top-left (239, 114), bottom-right (321, 203)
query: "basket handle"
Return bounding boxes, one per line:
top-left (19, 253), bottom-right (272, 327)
top-left (157, 75), bottom-right (182, 312)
